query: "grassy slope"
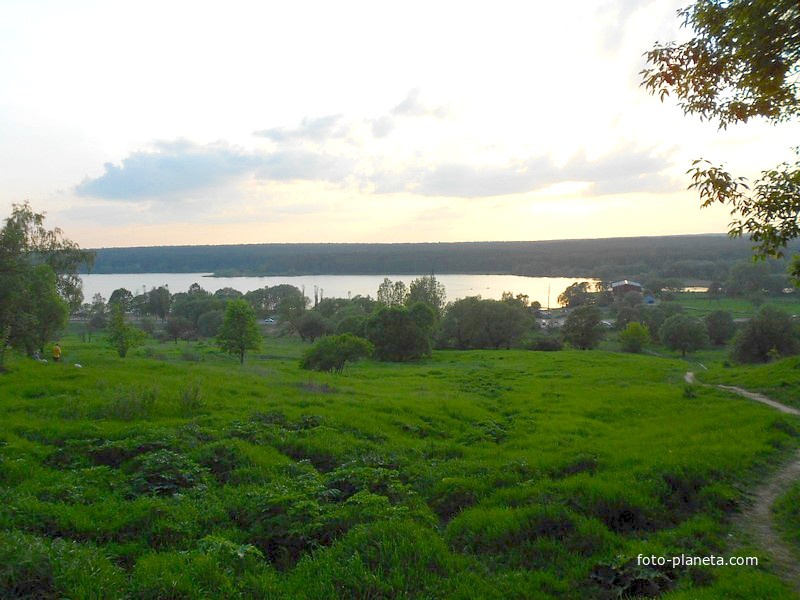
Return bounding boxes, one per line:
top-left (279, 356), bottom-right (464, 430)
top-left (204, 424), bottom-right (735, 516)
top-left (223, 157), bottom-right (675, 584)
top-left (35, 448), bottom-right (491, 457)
top-left (700, 356), bottom-right (800, 409)
top-left (672, 292), bottom-right (800, 319)
top-left (0, 334), bottom-right (797, 598)
top-left (775, 482), bottom-right (800, 554)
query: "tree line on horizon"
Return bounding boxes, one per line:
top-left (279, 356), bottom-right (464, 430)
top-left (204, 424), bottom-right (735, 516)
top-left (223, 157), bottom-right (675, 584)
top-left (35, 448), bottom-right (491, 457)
top-left (85, 236), bottom-right (800, 284)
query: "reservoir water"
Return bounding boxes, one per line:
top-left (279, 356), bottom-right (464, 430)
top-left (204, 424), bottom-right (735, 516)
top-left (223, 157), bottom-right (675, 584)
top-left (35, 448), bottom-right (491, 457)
top-left (79, 273), bottom-right (599, 307)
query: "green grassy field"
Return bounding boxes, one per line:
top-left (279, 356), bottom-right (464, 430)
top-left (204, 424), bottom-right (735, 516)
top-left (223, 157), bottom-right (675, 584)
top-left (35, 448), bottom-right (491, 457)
top-left (699, 356), bottom-right (800, 409)
top-left (672, 292), bottom-right (800, 319)
top-left (0, 333), bottom-right (798, 598)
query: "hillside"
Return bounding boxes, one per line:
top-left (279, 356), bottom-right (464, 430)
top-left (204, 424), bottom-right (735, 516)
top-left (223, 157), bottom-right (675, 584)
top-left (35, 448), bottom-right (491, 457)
top-left (0, 336), bottom-right (796, 598)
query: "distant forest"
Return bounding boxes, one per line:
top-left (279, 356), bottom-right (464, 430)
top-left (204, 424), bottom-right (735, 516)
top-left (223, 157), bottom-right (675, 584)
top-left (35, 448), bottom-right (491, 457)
top-left (87, 235), bottom-right (799, 282)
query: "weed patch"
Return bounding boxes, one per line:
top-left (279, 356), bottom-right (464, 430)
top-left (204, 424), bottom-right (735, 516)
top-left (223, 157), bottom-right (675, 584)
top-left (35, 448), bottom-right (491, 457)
top-left (127, 450), bottom-right (207, 497)
top-left (97, 385), bottom-right (158, 421)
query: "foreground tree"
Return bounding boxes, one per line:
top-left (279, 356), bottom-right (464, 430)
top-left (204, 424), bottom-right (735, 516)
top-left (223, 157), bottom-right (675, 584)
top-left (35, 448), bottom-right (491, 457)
top-left (643, 1), bottom-right (800, 280)
top-left (217, 299), bottom-right (261, 364)
top-left (0, 202), bottom-right (93, 366)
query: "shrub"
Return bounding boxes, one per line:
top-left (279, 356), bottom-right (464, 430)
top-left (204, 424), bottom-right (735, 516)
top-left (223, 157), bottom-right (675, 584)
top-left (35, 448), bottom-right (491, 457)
top-left (731, 305), bottom-right (799, 363)
top-left (107, 304), bottom-right (145, 358)
top-left (524, 333), bottom-right (563, 351)
top-left (196, 535), bottom-right (265, 574)
top-left (335, 314), bottom-right (367, 337)
top-left (195, 440), bottom-right (249, 484)
top-left (324, 464), bottom-right (410, 503)
top-left (619, 322), bottom-right (650, 353)
top-left (127, 449), bottom-right (207, 497)
top-left (300, 334), bottom-right (373, 374)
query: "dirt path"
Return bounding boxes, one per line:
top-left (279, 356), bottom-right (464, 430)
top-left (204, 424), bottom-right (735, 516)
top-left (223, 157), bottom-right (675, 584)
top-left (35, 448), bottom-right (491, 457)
top-left (685, 371), bottom-right (800, 593)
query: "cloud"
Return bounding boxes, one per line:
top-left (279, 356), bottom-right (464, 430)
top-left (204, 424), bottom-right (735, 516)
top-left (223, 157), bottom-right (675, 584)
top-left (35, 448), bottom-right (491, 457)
top-left (594, 0), bottom-right (650, 51)
top-left (370, 115), bottom-right (395, 138)
top-left (391, 88), bottom-right (450, 119)
top-left (75, 139), bottom-right (358, 201)
top-left (369, 147), bottom-right (677, 198)
top-left (252, 89), bottom-right (447, 149)
top-left (75, 139), bottom-right (262, 200)
top-left (256, 148), bottom-right (354, 183)
top-left (254, 114), bottom-right (353, 143)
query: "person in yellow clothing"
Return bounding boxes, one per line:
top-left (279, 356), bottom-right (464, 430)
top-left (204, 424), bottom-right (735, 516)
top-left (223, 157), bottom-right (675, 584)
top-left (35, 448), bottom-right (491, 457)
top-left (52, 343), bottom-right (62, 362)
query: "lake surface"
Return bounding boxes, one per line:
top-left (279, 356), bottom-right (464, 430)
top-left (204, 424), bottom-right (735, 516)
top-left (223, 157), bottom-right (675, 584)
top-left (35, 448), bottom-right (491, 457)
top-left (79, 273), bottom-right (598, 307)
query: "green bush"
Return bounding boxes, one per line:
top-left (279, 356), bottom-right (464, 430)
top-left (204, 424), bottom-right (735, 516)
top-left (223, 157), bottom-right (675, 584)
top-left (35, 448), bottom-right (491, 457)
top-left (127, 450), bottom-right (207, 497)
top-left (300, 334), bottom-right (373, 374)
top-left (195, 440), bottom-right (249, 484)
top-left (619, 322), bottom-right (650, 353)
top-left (524, 333), bottom-right (564, 351)
top-left (732, 305), bottom-right (799, 363)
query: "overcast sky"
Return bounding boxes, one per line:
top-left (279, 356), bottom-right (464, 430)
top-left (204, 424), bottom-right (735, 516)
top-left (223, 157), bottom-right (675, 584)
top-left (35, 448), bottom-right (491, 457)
top-left (2, 0), bottom-right (797, 248)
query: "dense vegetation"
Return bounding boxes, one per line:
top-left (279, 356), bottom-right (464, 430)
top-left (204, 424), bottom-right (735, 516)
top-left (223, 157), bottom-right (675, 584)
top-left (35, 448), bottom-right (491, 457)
top-left (1, 333), bottom-right (799, 598)
top-left (87, 236), bottom-right (800, 283)
top-left (5, 206), bottom-right (800, 597)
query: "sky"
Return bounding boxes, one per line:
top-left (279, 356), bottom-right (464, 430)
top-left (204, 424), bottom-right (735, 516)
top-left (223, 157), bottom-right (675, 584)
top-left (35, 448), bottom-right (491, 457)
top-left (1, 0), bottom-right (798, 248)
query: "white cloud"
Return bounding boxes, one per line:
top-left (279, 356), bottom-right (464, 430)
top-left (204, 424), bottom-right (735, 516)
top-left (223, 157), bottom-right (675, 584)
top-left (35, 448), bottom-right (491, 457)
top-left (75, 140), bottom-right (262, 200)
top-left (391, 88), bottom-right (451, 119)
